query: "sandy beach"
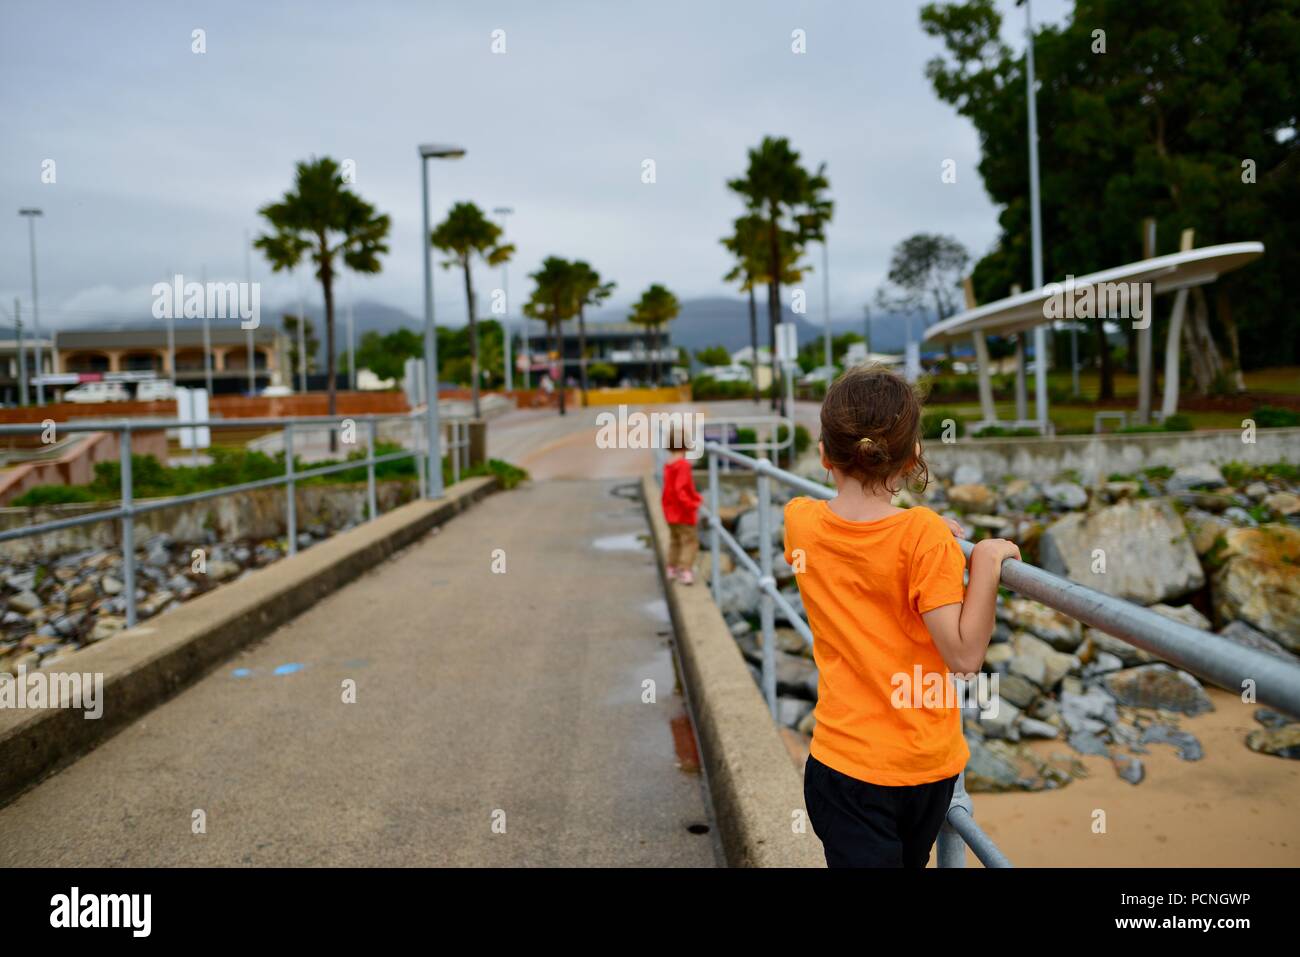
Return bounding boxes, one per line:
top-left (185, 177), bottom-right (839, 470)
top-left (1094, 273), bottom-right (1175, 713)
top-left (960, 688), bottom-right (1300, 867)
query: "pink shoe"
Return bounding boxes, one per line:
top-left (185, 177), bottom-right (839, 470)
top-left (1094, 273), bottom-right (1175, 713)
top-left (678, 570), bottom-right (695, 586)
top-left (665, 565), bottom-right (679, 581)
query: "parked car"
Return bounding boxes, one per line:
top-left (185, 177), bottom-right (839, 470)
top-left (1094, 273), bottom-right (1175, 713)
top-left (63, 382), bottom-right (130, 403)
top-left (136, 380), bottom-right (176, 402)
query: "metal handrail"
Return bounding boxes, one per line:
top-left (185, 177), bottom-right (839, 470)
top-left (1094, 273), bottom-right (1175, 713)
top-left (0, 409), bottom-right (475, 627)
top-left (698, 439), bottom-right (1300, 869)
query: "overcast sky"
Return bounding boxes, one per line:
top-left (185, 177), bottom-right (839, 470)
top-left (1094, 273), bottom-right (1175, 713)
top-left (0, 0), bottom-right (1073, 331)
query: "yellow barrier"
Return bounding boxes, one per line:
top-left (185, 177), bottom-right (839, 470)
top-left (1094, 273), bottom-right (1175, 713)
top-left (582, 386), bottom-right (692, 406)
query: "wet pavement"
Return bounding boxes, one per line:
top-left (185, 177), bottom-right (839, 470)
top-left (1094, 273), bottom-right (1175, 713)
top-left (0, 479), bottom-right (720, 866)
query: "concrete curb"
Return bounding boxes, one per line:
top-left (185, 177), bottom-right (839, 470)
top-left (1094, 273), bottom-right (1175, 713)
top-left (641, 474), bottom-right (823, 868)
top-left (0, 476), bottom-right (499, 806)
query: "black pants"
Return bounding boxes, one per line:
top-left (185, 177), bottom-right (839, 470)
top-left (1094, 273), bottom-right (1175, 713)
top-left (804, 754), bottom-right (958, 868)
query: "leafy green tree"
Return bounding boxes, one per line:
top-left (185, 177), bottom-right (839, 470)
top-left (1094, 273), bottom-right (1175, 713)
top-left (877, 234), bottom-right (970, 361)
top-left (255, 157), bottom-right (390, 438)
top-left (282, 313), bottom-right (320, 377)
top-left (727, 137), bottom-right (832, 414)
top-left (523, 257), bottom-right (579, 415)
top-left (695, 345), bottom-right (732, 367)
top-left (570, 261), bottom-right (616, 406)
top-left (430, 202), bottom-right (515, 417)
top-left (722, 212), bottom-right (807, 404)
top-left (353, 328), bottom-right (422, 382)
top-left (629, 284), bottom-right (681, 385)
top-left (920, 0), bottom-right (1300, 398)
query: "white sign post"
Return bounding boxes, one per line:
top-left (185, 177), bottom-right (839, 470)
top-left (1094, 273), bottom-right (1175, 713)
top-left (176, 387), bottom-right (211, 465)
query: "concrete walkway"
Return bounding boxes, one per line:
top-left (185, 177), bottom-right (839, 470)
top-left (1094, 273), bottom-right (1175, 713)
top-left (0, 480), bottom-right (719, 866)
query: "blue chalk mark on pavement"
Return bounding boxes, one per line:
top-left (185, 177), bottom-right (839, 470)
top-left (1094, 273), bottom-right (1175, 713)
top-left (273, 663), bottom-right (305, 676)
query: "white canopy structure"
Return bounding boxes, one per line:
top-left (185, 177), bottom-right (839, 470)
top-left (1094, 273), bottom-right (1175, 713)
top-left (923, 241), bottom-right (1265, 432)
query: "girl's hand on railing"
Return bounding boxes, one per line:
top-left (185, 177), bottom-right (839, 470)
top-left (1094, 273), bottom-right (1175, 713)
top-left (969, 538), bottom-right (1021, 567)
top-left (941, 515), bottom-right (967, 539)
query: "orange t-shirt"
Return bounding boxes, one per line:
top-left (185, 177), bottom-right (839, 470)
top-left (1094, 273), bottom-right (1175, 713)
top-left (783, 498), bottom-right (970, 786)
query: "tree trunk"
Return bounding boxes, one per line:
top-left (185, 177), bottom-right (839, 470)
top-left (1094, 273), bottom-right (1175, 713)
top-left (767, 202), bottom-right (783, 415)
top-left (553, 310), bottom-right (566, 416)
top-left (320, 238), bottom-right (338, 453)
top-left (747, 283), bottom-right (759, 404)
top-left (578, 304), bottom-right (589, 406)
top-left (1215, 285), bottom-right (1246, 392)
top-left (1095, 320), bottom-right (1115, 401)
top-left (1184, 287), bottom-right (1223, 395)
top-left (464, 257), bottom-right (480, 419)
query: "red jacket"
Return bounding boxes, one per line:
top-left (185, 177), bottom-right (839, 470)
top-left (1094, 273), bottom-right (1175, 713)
top-left (662, 457), bottom-right (702, 525)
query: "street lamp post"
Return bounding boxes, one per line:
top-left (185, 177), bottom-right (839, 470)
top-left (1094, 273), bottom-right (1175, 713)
top-left (493, 206), bottom-right (514, 394)
top-left (18, 208), bottom-right (45, 405)
top-left (822, 238), bottom-right (832, 381)
top-left (419, 143), bottom-right (466, 499)
top-left (1023, 0), bottom-right (1050, 431)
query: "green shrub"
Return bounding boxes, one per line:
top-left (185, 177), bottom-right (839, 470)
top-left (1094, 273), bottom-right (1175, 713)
top-left (794, 424), bottom-right (812, 456)
top-left (1252, 405), bottom-right (1300, 428)
top-left (11, 485), bottom-right (100, 507)
top-left (921, 410), bottom-right (963, 440)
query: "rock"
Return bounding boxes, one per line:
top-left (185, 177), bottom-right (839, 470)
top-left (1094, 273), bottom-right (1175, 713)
top-left (1086, 650), bottom-right (1126, 675)
top-left (1211, 525), bottom-right (1300, 651)
top-left (88, 616), bottom-right (126, 642)
top-left (1068, 730), bottom-right (1111, 757)
top-left (1043, 482), bottom-right (1088, 510)
top-left (1039, 498), bottom-right (1204, 604)
top-left (1167, 463), bottom-right (1225, 492)
top-left (101, 575), bottom-right (123, 595)
top-left (138, 590), bottom-right (175, 618)
top-left (1083, 628), bottom-right (1156, 667)
top-left (978, 697), bottom-right (1022, 739)
top-left (953, 464), bottom-right (984, 486)
top-left (1217, 620), bottom-right (1299, 664)
top-left (1150, 602), bottom-right (1212, 631)
top-left (727, 617), bottom-right (751, 638)
top-left (1243, 482), bottom-right (1271, 500)
top-left (734, 506), bottom-right (784, 550)
top-left (67, 581), bottom-right (96, 604)
top-left (948, 483), bottom-right (998, 513)
top-left (206, 559), bottom-right (241, 582)
top-left (1140, 723), bottom-right (1203, 761)
top-left (716, 569), bottom-right (760, 617)
top-left (797, 709), bottom-right (817, 735)
top-left (1184, 508), bottom-right (1233, 557)
top-left (1100, 481), bottom-right (1141, 503)
top-left (1010, 630), bottom-right (1080, 687)
top-left (994, 675), bottom-right (1040, 711)
top-left (998, 598), bottom-right (1082, 651)
top-left (1264, 491), bottom-right (1300, 516)
top-left (775, 588), bottom-right (805, 625)
top-left (776, 696), bottom-right (813, 730)
top-left (964, 737), bottom-right (1082, 792)
top-left (8, 589), bottom-right (41, 614)
top-left (51, 612), bottom-right (85, 638)
top-left (984, 643), bottom-right (1014, 671)
top-left (1018, 717), bottom-right (1060, 739)
top-left (1254, 708), bottom-right (1294, 729)
top-left (1060, 687), bottom-right (1119, 726)
top-left (1222, 505), bottom-right (1257, 526)
top-left (1245, 724), bottom-right (1300, 760)
top-left (1009, 654), bottom-right (1048, 687)
top-left (1002, 479), bottom-right (1042, 510)
top-left (1101, 664), bottom-right (1214, 716)
top-left (1112, 753), bottom-right (1145, 784)
top-left (775, 653), bottom-right (817, 699)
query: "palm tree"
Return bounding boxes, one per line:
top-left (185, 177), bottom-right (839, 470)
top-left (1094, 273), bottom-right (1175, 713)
top-left (722, 213), bottom-right (806, 405)
top-left (522, 257), bottom-right (578, 415)
top-left (629, 284), bottom-right (681, 385)
top-left (727, 137), bottom-right (832, 414)
top-left (430, 202), bottom-right (515, 418)
top-left (570, 261), bottom-right (616, 406)
top-left (255, 157), bottom-right (390, 446)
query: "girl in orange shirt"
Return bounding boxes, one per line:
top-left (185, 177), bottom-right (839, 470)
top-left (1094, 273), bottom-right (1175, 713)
top-left (784, 366), bottom-right (1020, 868)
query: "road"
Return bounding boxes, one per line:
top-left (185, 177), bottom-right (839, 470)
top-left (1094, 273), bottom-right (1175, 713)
top-left (0, 479), bottom-right (720, 866)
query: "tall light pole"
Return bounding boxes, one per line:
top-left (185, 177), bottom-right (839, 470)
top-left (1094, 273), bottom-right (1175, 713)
top-left (1022, 0), bottom-right (1049, 430)
top-left (201, 264), bottom-right (214, 396)
top-left (165, 266), bottom-right (176, 385)
top-left (244, 230), bottom-right (256, 394)
top-left (821, 238), bottom-right (832, 381)
top-left (493, 206), bottom-right (514, 393)
top-left (18, 208), bottom-right (45, 405)
top-left (15, 299), bottom-right (27, 406)
top-left (419, 143), bottom-right (466, 499)
top-left (346, 270), bottom-right (356, 392)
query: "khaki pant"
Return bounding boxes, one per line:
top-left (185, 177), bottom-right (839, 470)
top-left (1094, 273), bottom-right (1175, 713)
top-left (668, 522), bottom-right (699, 571)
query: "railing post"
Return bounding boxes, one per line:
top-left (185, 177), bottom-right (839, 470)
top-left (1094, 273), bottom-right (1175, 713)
top-left (708, 446), bottom-right (721, 601)
top-left (450, 422), bottom-right (460, 485)
top-left (366, 418), bottom-right (378, 522)
top-left (119, 426), bottom-right (137, 628)
top-left (937, 770), bottom-right (973, 868)
top-left (756, 458), bottom-right (777, 719)
top-left (285, 422), bottom-right (297, 556)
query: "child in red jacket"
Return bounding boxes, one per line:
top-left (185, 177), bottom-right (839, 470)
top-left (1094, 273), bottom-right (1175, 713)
top-left (661, 433), bottom-right (702, 585)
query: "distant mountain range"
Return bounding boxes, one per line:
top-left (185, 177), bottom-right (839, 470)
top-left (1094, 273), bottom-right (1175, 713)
top-left (44, 296), bottom-right (928, 364)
